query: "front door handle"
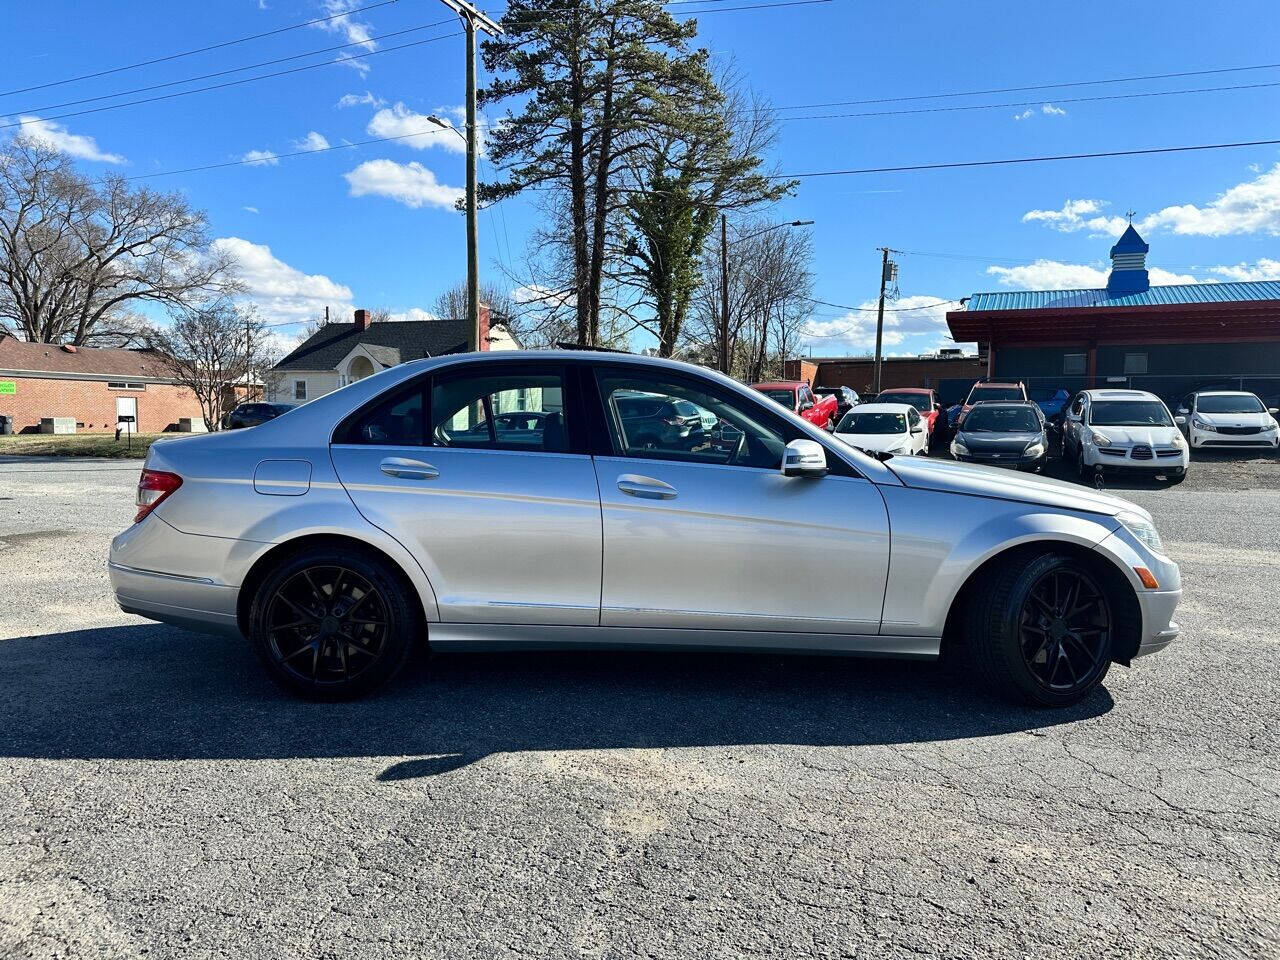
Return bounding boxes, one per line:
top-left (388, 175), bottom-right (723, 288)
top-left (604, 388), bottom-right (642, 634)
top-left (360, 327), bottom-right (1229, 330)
top-left (380, 457), bottom-right (439, 481)
top-left (616, 474), bottom-right (677, 500)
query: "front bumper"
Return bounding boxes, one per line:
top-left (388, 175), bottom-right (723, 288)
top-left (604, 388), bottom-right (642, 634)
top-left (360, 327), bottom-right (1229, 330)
top-left (1085, 446), bottom-right (1188, 473)
top-left (1189, 426), bottom-right (1279, 449)
top-left (953, 451), bottom-right (1046, 471)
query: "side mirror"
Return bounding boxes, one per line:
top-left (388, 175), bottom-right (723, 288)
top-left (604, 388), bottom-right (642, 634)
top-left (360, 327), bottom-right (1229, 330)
top-left (1269, 407), bottom-right (1279, 415)
top-left (781, 438), bottom-right (827, 477)
top-left (1177, 406), bottom-right (1190, 415)
top-left (799, 401), bottom-right (814, 412)
top-left (1174, 415), bottom-right (1187, 426)
top-left (912, 425), bottom-right (925, 434)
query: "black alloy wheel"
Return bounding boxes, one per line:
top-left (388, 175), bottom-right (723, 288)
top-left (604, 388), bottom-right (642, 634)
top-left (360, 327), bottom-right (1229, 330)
top-left (250, 547), bottom-right (417, 699)
top-left (1017, 566), bottom-right (1111, 694)
top-left (964, 551), bottom-right (1116, 707)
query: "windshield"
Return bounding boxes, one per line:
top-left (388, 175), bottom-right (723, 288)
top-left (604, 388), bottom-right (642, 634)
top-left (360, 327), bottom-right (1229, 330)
top-left (1089, 400), bottom-right (1172, 427)
top-left (970, 386), bottom-right (1024, 403)
top-left (877, 393), bottom-right (930, 412)
top-left (1197, 394), bottom-right (1266, 414)
top-left (759, 389), bottom-right (796, 408)
top-left (838, 411), bottom-right (906, 434)
top-left (962, 407), bottom-right (1040, 433)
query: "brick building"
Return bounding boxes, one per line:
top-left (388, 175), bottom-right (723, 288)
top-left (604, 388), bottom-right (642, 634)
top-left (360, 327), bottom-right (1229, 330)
top-left (0, 333), bottom-right (205, 434)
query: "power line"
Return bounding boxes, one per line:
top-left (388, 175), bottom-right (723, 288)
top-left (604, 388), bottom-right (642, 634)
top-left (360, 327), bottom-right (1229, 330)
top-left (0, 31), bottom-right (462, 132)
top-left (806, 297), bottom-right (960, 314)
top-left (780, 78), bottom-right (1280, 122)
top-left (12, 18), bottom-right (459, 117)
top-left (775, 59), bottom-right (1280, 111)
top-left (0, 0), bottom-right (402, 99)
top-left (772, 138), bottom-right (1280, 179)
top-left (121, 128), bottom-right (464, 181)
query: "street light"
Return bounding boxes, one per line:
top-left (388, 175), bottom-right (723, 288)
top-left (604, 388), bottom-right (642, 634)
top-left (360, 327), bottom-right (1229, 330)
top-left (431, 0), bottom-right (502, 352)
top-left (719, 218), bottom-right (814, 374)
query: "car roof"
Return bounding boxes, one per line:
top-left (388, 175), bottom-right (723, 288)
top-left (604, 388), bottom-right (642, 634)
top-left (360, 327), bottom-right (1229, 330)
top-left (1082, 389), bottom-right (1160, 401)
top-left (878, 387), bottom-right (931, 394)
top-left (966, 401), bottom-right (1038, 409)
top-left (971, 381), bottom-right (1022, 389)
top-left (751, 380), bottom-right (801, 389)
top-left (844, 402), bottom-right (915, 415)
top-left (1193, 390), bottom-right (1256, 397)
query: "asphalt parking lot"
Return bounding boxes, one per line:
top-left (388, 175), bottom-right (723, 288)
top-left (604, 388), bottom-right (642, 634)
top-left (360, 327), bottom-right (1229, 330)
top-left (1, 453), bottom-right (1278, 959)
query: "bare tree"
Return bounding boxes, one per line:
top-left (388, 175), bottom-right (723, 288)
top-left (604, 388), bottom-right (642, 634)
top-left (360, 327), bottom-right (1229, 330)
top-left (432, 281), bottom-right (517, 327)
top-left (686, 217), bottom-right (813, 379)
top-left (149, 301), bottom-right (276, 431)
top-left (0, 138), bottom-right (237, 345)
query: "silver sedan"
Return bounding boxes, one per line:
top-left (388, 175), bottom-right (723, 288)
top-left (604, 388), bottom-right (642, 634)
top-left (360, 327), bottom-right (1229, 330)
top-left (109, 351), bottom-right (1180, 706)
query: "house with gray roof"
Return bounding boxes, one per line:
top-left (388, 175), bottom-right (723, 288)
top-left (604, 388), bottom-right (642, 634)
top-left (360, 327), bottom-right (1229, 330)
top-left (268, 307), bottom-right (517, 402)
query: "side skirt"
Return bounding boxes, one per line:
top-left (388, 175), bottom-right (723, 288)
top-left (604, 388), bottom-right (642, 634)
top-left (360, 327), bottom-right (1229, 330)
top-left (429, 622), bottom-right (940, 659)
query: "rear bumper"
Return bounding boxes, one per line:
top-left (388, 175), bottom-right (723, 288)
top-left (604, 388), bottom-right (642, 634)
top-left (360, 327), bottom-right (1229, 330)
top-left (108, 561), bottom-right (242, 637)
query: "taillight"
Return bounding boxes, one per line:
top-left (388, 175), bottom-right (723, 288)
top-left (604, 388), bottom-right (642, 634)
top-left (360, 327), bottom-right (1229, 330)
top-left (135, 469), bottom-right (182, 523)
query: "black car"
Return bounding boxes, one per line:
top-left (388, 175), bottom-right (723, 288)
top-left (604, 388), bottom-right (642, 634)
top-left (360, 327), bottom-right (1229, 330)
top-left (950, 401), bottom-right (1049, 472)
top-left (813, 385), bottom-right (860, 422)
top-left (613, 393), bottom-right (706, 452)
top-left (225, 402), bottom-right (297, 430)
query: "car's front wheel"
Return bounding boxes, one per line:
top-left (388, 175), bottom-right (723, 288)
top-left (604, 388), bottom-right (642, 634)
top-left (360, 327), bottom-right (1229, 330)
top-left (248, 546), bottom-right (419, 699)
top-left (964, 551), bottom-right (1114, 707)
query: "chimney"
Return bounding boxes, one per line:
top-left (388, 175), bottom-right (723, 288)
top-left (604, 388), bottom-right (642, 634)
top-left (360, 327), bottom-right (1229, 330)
top-left (354, 308), bottom-right (371, 331)
top-left (478, 302), bottom-right (491, 351)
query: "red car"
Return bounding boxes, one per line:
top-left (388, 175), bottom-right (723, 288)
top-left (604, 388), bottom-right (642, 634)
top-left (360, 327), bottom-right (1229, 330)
top-left (874, 388), bottom-right (943, 439)
top-left (751, 380), bottom-right (840, 430)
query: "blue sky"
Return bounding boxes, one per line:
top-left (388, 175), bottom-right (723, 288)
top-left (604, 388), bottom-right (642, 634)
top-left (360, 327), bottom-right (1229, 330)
top-left (4, 0), bottom-right (1279, 357)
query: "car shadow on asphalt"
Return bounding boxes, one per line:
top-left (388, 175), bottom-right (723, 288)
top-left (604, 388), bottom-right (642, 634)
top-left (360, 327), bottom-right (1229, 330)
top-left (0, 624), bottom-right (1113, 779)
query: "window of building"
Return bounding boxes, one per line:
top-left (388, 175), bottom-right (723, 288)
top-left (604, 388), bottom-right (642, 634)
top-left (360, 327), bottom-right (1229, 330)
top-left (294, 380), bottom-right (307, 401)
top-left (1123, 353), bottom-right (1148, 375)
top-left (1062, 354), bottom-right (1086, 376)
top-left (107, 381), bottom-right (147, 390)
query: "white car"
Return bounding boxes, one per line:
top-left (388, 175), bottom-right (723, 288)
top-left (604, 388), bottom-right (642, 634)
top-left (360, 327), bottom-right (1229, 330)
top-left (1173, 390), bottom-right (1280, 452)
top-left (1063, 389), bottom-right (1189, 485)
top-left (833, 403), bottom-right (929, 457)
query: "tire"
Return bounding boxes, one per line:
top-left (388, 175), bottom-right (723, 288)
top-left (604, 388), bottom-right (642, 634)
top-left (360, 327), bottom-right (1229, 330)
top-left (248, 545), bottom-right (419, 699)
top-left (962, 551), bottom-right (1113, 707)
top-left (1166, 471), bottom-right (1187, 485)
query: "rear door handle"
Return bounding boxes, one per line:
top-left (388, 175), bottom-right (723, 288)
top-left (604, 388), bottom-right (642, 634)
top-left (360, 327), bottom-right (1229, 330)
top-left (616, 474), bottom-right (677, 500)
top-left (380, 457), bottom-right (439, 480)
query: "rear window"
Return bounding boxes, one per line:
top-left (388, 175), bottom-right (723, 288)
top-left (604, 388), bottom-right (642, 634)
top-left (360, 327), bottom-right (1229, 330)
top-left (759, 388), bottom-right (796, 407)
top-left (877, 392), bottom-right (930, 412)
top-left (970, 386), bottom-right (1024, 402)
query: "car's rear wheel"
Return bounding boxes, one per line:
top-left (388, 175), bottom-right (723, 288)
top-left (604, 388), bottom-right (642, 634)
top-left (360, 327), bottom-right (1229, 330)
top-left (964, 551), bottom-right (1114, 707)
top-left (248, 547), bottom-right (418, 699)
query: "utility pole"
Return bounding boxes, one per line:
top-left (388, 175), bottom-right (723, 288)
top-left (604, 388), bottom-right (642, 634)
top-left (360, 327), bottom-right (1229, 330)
top-left (719, 214), bottom-right (730, 374)
top-left (873, 247), bottom-right (898, 395)
top-left (434, 0), bottom-right (502, 351)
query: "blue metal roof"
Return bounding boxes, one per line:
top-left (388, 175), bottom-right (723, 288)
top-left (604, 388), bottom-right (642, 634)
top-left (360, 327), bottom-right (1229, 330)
top-left (965, 280), bottom-right (1280, 312)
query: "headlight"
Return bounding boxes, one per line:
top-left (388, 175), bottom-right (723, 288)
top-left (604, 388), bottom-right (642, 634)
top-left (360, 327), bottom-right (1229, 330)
top-left (1118, 512), bottom-right (1166, 556)
top-left (1171, 432), bottom-right (1187, 448)
top-left (1191, 417), bottom-right (1216, 432)
top-left (1023, 441), bottom-right (1045, 458)
top-left (1263, 420), bottom-right (1277, 432)
top-left (951, 440), bottom-right (970, 456)
top-left (1089, 431), bottom-right (1111, 446)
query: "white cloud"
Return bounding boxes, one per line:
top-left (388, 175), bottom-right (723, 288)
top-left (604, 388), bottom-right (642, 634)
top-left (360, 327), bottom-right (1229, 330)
top-left (1013, 103), bottom-right (1067, 122)
top-left (314, 0), bottom-right (376, 48)
top-left (337, 91), bottom-right (385, 109)
top-left (293, 131), bottom-right (330, 151)
top-left (13, 116), bottom-right (126, 163)
top-left (366, 103), bottom-right (469, 154)
top-left (241, 149), bottom-right (279, 167)
top-left (243, 206), bottom-right (259, 214)
top-left (1208, 258), bottom-right (1280, 281)
top-left (213, 237), bottom-right (354, 324)
top-left (336, 54), bottom-right (371, 76)
top-left (343, 159), bottom-right (463, 210)
top-left (985, 259), bottom-right (1203, 290)
top-left (1025, 164), bottom-right (1280, 239)
top-left (799, 296), bottom-right (955, 354)
top-left (385, 307), bottom-right (440, 322)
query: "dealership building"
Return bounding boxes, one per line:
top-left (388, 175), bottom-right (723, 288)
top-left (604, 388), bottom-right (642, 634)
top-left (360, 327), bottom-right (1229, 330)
top-left (946, 226), bottom-right (1280, 402)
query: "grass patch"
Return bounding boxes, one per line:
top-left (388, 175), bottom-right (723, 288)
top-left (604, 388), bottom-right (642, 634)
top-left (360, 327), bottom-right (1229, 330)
top-left (0, 432), bottom-right (175, 459)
